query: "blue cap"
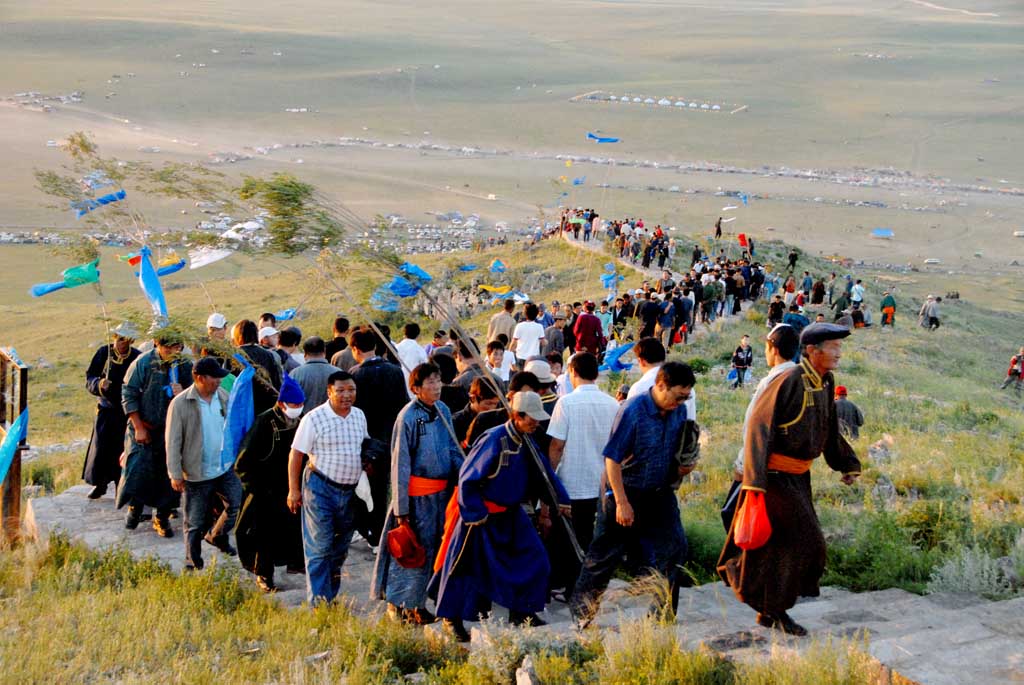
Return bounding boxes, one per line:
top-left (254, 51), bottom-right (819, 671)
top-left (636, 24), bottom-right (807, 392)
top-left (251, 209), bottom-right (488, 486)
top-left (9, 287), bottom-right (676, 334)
top-left (278, 374), bottom-right (306, 404)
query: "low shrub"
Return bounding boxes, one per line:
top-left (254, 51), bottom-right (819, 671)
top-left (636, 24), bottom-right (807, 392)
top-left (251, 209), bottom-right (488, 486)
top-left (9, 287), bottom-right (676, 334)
top-left (896, 498), bottom-right (973, 551)
top-left (688, 357), bottom-right (712, 375)
top-left (823, 511), bottom-right (943, 593)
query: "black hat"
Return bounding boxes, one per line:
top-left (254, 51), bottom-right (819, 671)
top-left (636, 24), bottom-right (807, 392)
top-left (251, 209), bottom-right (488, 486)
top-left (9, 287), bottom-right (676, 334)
top-left (193, 357), bottom-right (229, 378)
top-left (799, 322), bottom-right (851, 347)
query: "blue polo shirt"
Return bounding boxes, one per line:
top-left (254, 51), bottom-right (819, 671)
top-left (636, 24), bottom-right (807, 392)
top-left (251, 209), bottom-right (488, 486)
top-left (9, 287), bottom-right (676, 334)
top-left (603, 390), bottom-right (687, 490)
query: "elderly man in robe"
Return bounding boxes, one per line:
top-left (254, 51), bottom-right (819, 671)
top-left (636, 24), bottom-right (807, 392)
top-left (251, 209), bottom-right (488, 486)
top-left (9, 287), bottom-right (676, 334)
top-left (717, 322), bottom-right (860, 636)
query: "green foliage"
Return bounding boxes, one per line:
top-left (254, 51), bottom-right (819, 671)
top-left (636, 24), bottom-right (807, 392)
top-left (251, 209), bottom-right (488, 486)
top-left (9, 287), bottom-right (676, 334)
top-left (22, 462), bottom-right (56, 492)
top-left (896, 499), bottom-right (972, 551)
top-left (927, 544), bottom-right (1019, 600)
top-left (49, 236), bottom-right (101, 265)
top-left (238, 173), bottom-right (344, 255)
top-left (688, 357), bottom-right (712, 375)
top-left (35, 534), bottom-right (171, 594)
top-left (947, 401), bottom-right (1000, 431)
top-left (823, 511), bottom-right (943, 593)
top-left (744, 307), bottom-right (766, 326)
top-left (683, 518), bottom-right (727, 584)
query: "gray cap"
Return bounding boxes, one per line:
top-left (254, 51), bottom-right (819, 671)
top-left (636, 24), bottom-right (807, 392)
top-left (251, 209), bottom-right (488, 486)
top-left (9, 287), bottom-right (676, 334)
top-left (511, 391), bottom-right (550, 421)
top-left (524, 359), bottom-right (555, 384)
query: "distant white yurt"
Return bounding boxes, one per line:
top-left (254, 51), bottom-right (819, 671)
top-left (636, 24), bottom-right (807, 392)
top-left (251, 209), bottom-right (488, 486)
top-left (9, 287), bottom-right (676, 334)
top-left (689, 102), bottom-right (698, 108)
top-left (701, 103), bottom-right (710, 110)
top-left (643, 98), bottom-right (655, 104)
top-left (674, 101), bottom-right (686, 107)
top-left (632, 97), bottom-right (642, 103)
top-left (712, 104), bottom-right (721, 111)
top-left (658, 98), bottom-right (671, 106)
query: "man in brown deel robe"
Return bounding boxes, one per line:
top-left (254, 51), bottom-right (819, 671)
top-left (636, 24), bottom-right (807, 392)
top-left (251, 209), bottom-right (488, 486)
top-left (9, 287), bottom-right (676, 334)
top-left (717, 322), bottom-right (861, 636)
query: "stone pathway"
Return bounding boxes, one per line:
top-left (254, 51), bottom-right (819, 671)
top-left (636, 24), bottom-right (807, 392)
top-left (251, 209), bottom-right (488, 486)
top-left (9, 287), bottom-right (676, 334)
top-left (25, 485), bottom-right (1024, 684)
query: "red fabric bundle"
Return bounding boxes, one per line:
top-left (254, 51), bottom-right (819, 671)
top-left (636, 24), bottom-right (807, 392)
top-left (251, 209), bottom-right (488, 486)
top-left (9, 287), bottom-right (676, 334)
top-left (734, 490), bottom-right (771, 550)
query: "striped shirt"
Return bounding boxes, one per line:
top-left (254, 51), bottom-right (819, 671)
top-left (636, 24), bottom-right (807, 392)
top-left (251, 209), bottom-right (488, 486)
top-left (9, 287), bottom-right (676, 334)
top-left (291, 403), bottom-right (369, 485)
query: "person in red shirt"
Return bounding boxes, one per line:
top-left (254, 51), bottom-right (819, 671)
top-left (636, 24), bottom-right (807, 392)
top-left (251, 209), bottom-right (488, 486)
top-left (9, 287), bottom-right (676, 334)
top-left (572, 301), bottom-right (606, 355)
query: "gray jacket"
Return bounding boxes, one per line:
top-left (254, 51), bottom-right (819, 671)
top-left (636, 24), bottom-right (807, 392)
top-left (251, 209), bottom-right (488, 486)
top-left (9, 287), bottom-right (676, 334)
top-left (166, 384), bottom-right (229, 482)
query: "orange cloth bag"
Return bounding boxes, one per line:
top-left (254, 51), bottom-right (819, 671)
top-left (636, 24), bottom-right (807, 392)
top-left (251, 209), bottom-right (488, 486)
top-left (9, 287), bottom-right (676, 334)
top-left (734, 490), bottom-right (772, 550)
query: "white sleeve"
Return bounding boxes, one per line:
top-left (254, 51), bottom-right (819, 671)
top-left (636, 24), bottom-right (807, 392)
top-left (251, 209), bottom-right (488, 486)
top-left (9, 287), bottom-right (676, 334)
top-left (512, 322), bottom-right (523, 341)
top-left (291, 413), bottom-right (315, 454)
top-left (546, 398), bottom-right (568, 440)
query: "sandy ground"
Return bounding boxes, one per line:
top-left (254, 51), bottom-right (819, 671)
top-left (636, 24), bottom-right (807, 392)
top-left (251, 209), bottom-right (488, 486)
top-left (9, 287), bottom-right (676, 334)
top-left (0, 0), bottom-right (1021, 293)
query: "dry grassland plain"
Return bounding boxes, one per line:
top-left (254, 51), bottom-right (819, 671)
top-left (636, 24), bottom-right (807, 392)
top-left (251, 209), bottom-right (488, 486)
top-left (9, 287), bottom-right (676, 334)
top-left (0, 0), bottom-right (1021, 283)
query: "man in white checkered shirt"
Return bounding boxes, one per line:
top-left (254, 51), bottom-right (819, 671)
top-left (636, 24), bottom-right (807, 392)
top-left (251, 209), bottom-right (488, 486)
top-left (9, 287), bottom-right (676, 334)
top-left (288, 370), bottom-right (369, 604)
top-left (545, 352), bottom-right (620, 594)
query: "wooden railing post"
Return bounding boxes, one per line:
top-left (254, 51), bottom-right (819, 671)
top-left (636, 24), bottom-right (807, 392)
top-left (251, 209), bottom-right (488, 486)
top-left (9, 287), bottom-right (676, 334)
top-left (0, 348), bottom-right (28, 544)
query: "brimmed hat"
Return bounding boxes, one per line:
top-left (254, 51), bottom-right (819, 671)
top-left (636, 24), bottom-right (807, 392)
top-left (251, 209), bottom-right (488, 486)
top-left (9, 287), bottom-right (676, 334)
top-left (194, 357), bottom-right (229, 378)
top-left (800, 322), bottom-right (851, 346)
top-left (112, 321), bottom-right (139, 339)
top-left (511, 391), bottom-right (551, 421)
top-left (524, 360), bottom-right (556, 384)
top-left (206, 312), bottom-right (227, 329)
top-left (258, 326), bottom-right (279, 340)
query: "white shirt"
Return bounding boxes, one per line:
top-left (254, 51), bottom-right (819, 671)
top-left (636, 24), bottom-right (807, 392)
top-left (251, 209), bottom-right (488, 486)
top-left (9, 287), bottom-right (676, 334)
top-left (733, 361), bottom-right (797, 471)
top-left (395, 338), bottom-right (429, 397)
top-left (512, 320), bottom-right (545, 360)
top-left (851, 284), bottom-right (865, 302)
top-left (292, 403), bottom-right (369, 485)
top-left (546, 384), bottom-right (621, 499)
top-left (627, 364), bottom-right (698, 421)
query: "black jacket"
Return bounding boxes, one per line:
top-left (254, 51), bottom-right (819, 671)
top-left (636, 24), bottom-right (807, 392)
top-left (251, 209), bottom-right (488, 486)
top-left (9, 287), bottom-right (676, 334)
top-left (350, 357), bottom-right (408, 445)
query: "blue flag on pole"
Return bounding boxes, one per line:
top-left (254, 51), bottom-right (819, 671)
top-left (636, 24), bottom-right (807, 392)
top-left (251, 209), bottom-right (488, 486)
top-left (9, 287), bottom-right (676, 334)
top-left (0, 408), bottom-right (28, 485)
top-left (138, 246), bottom-right (168, 318)
top-left (599, 342), bottom-right (635, 373)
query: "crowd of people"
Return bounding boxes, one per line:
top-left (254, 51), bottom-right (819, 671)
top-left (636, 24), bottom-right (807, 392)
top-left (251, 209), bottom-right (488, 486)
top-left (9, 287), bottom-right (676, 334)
top-left (80, 230), bottom-right (880, 643)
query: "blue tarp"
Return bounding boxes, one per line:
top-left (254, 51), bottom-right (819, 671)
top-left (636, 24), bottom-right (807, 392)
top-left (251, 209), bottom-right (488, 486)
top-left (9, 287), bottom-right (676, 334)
top-left (386, 275), bottom-right (421, 298)
top-left (399, 262), bottom-right (433, 283)
top-left (599, 342), bottom-right (634, 373)
top-left (370, 287), bottom-right (400, 312)
top-left (489, 259), bottom-right (507, 273)
top-left (458, 264), bottom-right (478, 271)
top-left (872, 228), bottom-right (894, 239)
top-left (274, 308), bottom-right (296, 322)
top-left (586, 132), bottom-right (620, 144)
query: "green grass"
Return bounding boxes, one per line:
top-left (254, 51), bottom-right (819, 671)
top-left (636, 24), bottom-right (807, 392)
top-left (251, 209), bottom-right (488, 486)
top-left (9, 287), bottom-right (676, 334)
top-left (0, 534), bottom-right (890, 684)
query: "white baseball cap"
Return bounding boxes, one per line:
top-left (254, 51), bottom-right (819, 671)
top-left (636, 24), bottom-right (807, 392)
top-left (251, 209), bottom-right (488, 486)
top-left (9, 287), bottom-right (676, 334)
top-left (258, 326), bottom-right (279, 340)
top-left (511, 391), bottom-right (550, 421)
top-left (207, 312), bottom-right (227, 329)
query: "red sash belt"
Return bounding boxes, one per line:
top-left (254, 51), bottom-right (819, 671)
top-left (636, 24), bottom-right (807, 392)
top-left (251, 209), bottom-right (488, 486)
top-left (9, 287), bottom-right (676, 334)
top-left (433, 486), bottom-right (507, 573)
top-left (408, 475), bottom-right (447, 497)
top-left (767, 453), bottom-right (812, 475)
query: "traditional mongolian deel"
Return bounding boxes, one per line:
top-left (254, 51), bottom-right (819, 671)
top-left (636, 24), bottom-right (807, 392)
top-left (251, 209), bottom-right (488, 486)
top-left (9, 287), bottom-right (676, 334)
top-left (82, 342), bottom-right (140, 488)
top-left (717, 357), bottom-right (861, 616)
top-left (430, 421), bottom-right (569, 621)
top-left (372, 400), bottom-right (463, 610)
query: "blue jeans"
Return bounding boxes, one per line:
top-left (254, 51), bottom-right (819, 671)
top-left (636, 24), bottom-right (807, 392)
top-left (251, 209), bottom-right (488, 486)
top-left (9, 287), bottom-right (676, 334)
top-left (301, 467), bottom-right (358, 605)
top-left (183, 470), bottom-right (242, 569)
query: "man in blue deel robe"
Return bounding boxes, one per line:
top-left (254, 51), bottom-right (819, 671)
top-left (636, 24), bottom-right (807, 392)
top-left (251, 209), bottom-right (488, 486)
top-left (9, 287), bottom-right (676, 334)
top-left (430, 391), bottom-right (570, 641)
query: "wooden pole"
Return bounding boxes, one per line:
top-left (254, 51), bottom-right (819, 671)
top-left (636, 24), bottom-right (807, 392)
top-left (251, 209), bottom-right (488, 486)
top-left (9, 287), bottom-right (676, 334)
top-left (0, 350), bottom-right (27, 544)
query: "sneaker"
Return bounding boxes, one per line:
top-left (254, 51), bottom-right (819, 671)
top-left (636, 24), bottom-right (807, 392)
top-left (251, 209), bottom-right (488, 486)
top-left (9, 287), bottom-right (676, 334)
top-left (153, 517), bottom-right (174, 538)
top-left (124, 507), bottom-right (142, 530)
top-left (87, 484), bottom-right (107, 500)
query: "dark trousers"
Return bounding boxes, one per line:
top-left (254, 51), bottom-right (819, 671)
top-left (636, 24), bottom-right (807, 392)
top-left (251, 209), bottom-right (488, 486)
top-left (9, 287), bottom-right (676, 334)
top-left (546, 497), bottom-right (599, 594)
top-left (183, 471), bottom-right (242, 569)
top-left (354, 465), bottom-right (388, 546)
top-left (571, 488), bottom-right (687, 622)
